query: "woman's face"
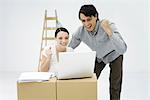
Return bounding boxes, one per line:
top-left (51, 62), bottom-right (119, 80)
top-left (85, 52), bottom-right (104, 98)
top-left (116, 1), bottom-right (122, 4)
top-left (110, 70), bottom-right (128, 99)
top-left (56, 31), bottom-right (69, 46)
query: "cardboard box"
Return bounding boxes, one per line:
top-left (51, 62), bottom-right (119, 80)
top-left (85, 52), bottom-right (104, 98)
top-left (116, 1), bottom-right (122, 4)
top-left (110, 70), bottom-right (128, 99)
top-left (17, 74), bottom-right (97, 100)
top-left (17, 77), bottom-right (57, 100)
top-left (57, 74), bottom-right (97, 100)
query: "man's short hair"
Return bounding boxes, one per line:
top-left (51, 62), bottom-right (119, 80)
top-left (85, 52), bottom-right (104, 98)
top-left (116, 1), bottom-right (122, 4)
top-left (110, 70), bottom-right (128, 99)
top-left (79, 4), bottom-right (99, 20)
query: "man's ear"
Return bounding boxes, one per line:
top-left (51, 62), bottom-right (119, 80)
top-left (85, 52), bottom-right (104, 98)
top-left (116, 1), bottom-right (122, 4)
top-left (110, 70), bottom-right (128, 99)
top-left (95, 14), bottom-right (97, 17)
top-left (95, 14), bottom-right (98, 20)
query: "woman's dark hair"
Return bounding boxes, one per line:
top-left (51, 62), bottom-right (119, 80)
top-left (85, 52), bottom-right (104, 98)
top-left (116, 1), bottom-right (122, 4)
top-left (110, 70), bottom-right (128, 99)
top-left (55, 27), bottom-right (69, 37)
top-left (79, 4), bottom-right (99, 20)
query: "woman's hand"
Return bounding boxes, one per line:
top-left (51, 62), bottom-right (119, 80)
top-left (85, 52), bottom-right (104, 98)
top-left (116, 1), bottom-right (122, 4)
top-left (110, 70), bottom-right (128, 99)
top-left (56, 44), bottom-right (66, 62)
top-left (46, 47), bottom-right (52, 59)
top-left (56, 44), bottom-right (66, 52)
top-left (39, 48), bottom-right (52, 72)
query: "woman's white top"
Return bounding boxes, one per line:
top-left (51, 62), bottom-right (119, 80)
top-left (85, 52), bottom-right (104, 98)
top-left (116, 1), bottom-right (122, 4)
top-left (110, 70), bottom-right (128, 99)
top-left (42, 43), bottom-right (73, 73)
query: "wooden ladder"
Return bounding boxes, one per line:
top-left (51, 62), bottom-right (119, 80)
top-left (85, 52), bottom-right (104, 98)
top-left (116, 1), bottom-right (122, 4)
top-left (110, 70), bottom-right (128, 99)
top-left (38, 10), bottom-right (59, 71)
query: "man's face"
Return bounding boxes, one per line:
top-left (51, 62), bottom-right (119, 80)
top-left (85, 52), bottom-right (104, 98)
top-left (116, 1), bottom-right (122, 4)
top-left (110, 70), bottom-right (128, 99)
top-left (80, 13), bottom-right (97, 32)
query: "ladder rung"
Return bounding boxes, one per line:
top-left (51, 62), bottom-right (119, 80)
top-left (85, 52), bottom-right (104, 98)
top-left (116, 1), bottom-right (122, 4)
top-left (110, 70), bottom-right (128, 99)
top-left (45, 27), bottom-right (57, 30)
top-left (42, 37), bottom-right (55, 40)
top-left (46, 17), bottom-right (57, 20)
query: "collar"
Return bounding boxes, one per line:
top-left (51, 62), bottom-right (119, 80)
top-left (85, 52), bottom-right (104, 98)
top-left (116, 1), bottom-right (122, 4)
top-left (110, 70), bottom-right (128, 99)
top-left (87, 20), bottom-right (99, 36)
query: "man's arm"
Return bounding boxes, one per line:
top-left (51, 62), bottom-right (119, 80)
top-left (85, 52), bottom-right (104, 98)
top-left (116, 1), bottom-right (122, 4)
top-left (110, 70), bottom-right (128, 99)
top-left (101, 20), bottom-right (113, 37)
top-left (68, 28), bottom-right (82, 49)
top-left (101, 20), bottom-right (127, 54)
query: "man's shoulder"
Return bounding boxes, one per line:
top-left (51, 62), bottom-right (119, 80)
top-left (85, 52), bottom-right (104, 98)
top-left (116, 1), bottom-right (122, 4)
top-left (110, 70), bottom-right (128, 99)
top-left (76, 26), bottom-right (85, 32)
top-left (73, 26), bottom-right (85, 36)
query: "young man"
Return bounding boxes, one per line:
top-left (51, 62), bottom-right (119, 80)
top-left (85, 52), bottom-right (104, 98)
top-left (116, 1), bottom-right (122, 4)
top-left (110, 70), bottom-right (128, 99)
top-left (68, 4), bottom-right (127, 100)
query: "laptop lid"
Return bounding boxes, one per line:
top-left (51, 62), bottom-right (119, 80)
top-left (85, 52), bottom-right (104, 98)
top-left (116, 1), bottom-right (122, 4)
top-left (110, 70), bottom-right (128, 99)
top-left (56, 51), bottom-right (96, 79)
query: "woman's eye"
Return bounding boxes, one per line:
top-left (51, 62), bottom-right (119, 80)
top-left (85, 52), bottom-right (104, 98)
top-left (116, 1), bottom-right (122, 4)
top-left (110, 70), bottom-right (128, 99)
top-left (59, 37), bottom-right (62, 39)
top-left (65, 37), bottom-right (69, 39)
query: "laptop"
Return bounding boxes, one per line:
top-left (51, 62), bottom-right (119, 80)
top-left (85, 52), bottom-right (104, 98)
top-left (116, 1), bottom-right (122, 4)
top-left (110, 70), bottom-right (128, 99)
top-left (56, 51), bottom-right (96, 79)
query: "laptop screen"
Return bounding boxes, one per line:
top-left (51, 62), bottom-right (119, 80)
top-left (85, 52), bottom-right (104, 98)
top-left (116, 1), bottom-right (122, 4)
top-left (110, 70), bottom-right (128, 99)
top-left (56, 51), bottom-right (96, 79)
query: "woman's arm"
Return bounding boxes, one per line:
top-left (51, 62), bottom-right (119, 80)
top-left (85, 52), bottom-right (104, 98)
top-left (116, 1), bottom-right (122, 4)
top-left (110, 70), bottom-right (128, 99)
top-left (38, 48), bottom-right (52, 72)
top-left (38, 55), bottom-right (51, 72)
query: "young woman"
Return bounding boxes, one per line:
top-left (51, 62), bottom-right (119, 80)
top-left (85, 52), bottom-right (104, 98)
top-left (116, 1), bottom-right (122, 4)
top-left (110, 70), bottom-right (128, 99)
top-left (38, 27), bottom-right (73, 72)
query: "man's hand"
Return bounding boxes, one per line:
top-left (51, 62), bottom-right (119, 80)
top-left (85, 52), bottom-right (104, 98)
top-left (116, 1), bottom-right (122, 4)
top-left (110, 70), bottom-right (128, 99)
top-left (101, 19), bottom-right (113, 37)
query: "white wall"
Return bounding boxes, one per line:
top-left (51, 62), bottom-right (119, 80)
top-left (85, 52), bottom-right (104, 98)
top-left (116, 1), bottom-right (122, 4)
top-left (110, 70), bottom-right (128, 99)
top-left (0, 0), bottom-right (149, 73)
top-left (148, 0), bottom-right (150, 96)
top-left (148, 0), bottom-right (150, 97)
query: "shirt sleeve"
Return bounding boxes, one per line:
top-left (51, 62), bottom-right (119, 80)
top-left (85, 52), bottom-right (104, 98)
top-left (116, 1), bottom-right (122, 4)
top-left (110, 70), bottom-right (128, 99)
top-left (109, 22), bottom-right (127, 54)
top-left (68, 27), bottom-right (82, 49)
